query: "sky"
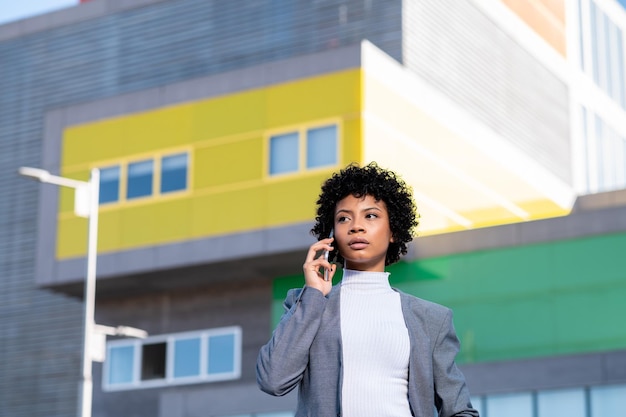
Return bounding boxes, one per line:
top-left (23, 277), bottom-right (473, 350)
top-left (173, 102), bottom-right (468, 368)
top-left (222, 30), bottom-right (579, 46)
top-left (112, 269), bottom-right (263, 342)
top-left (0, 0), bottom-right (79, 26)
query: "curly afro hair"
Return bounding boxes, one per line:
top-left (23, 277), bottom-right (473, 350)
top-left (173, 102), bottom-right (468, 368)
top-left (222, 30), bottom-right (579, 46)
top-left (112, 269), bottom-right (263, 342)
top-left (311, 162), bottom-right (419, 266)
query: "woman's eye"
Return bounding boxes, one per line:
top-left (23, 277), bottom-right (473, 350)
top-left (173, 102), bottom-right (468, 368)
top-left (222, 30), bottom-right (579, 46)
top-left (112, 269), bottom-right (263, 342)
top-left (365, 213), bottom-right (378, 219)
top-left (337, 216), bottom-right (349, 223)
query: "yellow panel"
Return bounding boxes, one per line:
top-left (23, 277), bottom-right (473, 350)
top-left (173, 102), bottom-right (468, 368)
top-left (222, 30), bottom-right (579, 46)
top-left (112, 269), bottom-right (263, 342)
top-left (266, 70), bottom-right (361, 128)
top-left (97, 209), bottom-right (121, 253)
top-left (195, 137), bottom-right (263, 189)
top-left (123, 105), bottom-right (193, 154)
top-left (63, 105), bottom-right (193, 169)
top-left (58, 69), bottom-right (365, 259)
top-left (341, 117), bottom-right (363, 164)
top-left (56, 216), bottom-right (88, 258)
top-left (106, 199), bottom-right (186, 248)
top-left (191, 89), bottom-right (267, 142)
top-left (191, 187), bottom-right (268, 236)
top-left (63, 121), bottom-right (124, 167)
top-left (266, 173), bottom-right (331, 225)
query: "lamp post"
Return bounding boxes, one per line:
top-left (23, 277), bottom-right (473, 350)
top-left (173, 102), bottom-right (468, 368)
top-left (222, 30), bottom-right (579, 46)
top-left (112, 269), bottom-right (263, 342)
top-left (18, 167), bottom-right (147, 417)
top-left (19, 167), bottom-right (99, 417)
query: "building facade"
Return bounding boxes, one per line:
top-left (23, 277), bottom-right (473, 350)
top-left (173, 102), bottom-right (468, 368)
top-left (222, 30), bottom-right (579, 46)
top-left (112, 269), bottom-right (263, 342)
top-left (1, 0), bottom-right (625, 416)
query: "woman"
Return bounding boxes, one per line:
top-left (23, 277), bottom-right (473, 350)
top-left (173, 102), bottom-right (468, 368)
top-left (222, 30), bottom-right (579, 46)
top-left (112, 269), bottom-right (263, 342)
top-left (257, 162), bottom-right (479, 417)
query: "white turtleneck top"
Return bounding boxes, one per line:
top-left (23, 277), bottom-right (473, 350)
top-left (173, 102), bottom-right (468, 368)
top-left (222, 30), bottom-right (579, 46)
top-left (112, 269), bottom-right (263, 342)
top-left (339, 269), bottom-right (412, 417)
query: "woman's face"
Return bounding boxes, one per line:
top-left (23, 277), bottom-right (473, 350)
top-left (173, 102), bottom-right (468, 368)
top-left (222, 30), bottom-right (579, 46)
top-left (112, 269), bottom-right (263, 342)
top-left (333, 194), bottom-right (394, 272)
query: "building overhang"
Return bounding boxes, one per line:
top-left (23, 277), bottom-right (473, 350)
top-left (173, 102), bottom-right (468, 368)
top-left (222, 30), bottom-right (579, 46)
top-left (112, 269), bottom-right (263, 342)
top-left (361, 43), bottom-right (575, 235)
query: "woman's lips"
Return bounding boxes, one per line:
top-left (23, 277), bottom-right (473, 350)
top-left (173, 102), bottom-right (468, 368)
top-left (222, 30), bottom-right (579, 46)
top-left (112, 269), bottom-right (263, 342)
top-left (348, 238), bottom-right (369, 249)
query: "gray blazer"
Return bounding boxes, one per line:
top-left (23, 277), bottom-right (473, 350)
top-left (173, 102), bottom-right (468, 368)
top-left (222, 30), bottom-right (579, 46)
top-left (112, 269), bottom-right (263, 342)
top-left (257, 284), bottom-right (479, 417)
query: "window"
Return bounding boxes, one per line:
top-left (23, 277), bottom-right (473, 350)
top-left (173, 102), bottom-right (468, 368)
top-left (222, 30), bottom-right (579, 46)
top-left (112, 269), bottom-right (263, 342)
top-left (269, 132), bottom-right (299, 175)
top-left (208, 333), bottom-right (236, 374)
top-left (486, 392), bottom-right (533, 417)
top-left (127, 159), bottom-right (153, 199)
top-left (161, 152), bottom-right (188, 193)
top-left (97, 151), bottom-right (189, 206)
top-left (590, 384), bottom-right (626, 416)
top-left (580, 108), bottom-right (626, 193)
top-left (107, 344), bottom-right (134, 384)
top-left (581, 1), bottom-right (626, 109)
top-left (537, 389), bottom-right (586, 417)
top-left (173, 336), bottom-right (201, 378)
top-left (474, 384), bottom-right (626, 417)
top-left (103, 326), bottom-right (241, 390)
top-left (306, 125), bottom-right (337, 169)
top-left (141, 342), bottom-right (166, 380)
top-left (268, 123), bottom-right (338, 176)
top-left (99, 166), bottom-right (121, 204)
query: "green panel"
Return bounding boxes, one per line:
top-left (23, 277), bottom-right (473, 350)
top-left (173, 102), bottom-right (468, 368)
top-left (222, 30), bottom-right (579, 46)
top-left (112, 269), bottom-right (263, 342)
top-left (271, 233), bottom-right (626, 365)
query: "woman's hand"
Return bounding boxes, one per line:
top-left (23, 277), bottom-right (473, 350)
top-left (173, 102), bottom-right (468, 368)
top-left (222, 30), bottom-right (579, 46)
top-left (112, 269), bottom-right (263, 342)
top-left (303, 237), bottom-right (336, 296)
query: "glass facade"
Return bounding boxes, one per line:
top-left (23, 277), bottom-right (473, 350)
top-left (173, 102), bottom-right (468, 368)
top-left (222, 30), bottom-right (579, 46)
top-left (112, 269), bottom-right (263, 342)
top-left (471, 384), bottom-right (626, 417)
top-left (577, 0), bottom-right (626, 193)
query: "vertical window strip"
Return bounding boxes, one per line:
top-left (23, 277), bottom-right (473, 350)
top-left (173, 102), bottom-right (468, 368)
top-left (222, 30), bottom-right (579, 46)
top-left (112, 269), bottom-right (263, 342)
top-left (616, 27), bottom-right (626, 109)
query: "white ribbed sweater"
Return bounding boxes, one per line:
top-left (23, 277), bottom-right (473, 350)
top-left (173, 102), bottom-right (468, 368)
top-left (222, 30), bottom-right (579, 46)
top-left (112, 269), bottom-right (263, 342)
top-left (339, 269), bottom-right (412, 417)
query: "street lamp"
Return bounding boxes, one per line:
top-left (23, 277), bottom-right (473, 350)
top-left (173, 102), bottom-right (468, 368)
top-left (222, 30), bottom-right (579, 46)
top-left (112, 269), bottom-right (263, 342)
top-left (18, 167), bottom-right (147, 417)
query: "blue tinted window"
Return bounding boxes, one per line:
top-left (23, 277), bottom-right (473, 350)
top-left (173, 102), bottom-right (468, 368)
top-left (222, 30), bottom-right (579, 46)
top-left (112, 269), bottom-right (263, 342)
top-left (173, 337), bottom-right (201, 378)
top-left (127, 160), bottom-right (153, 199)
top-left (107, 345), bottom-right (134, 385)
top-left (99, 166), bottom-right (120, 204)
top-left (161, 153), bottom-right (188, 193)
top-left (208, 334), bottom-right (235, 374)
top-left (591, 384), bottom-right (626, 417)
top-left (307, 125), bottom-right (337, 169)
top-left (269, 132), bottom-right (299, 175)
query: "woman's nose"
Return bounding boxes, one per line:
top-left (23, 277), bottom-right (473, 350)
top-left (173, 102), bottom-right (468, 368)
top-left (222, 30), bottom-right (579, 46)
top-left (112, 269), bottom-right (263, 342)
top-left (349, 221), bottom-right (365, 233)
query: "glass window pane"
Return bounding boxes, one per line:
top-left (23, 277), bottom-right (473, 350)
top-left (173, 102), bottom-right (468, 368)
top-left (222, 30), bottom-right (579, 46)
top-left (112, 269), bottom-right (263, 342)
top-left (107, 345), bottom-right (134, 385)
top-left (257, 413), bottom-right (295, 417)
top-left (208, 333), bottom-right (235, 374)
top-left (173, 337), bottom-right (201, 378)
top-left (591, 384), bottom-right (626, 416)
top-left (269, 132), bottom-right (299, 175)
top-left (141, 342), bottom-right (166, 380)
top-left (99, 166), bottom-right (120, 204)
top-left (127, 160), bottom-right (153, 199)
top-left (486, 392), bottom-right (533, 417)
top-left (538, 388), bottom-right (586, 417)
top-left (306, 125), bottom-right (337, 169)
top-left (161, 153), bottom-right (188, 193)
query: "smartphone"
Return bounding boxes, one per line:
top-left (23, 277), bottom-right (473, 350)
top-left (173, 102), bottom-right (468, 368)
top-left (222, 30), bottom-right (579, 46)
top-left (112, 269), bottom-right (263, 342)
top-left (323, 229), bottom-right (334, 281)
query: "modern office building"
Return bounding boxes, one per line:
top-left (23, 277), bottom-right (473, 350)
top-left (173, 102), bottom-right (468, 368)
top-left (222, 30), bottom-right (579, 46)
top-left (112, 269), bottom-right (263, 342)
top-left (1, 1), bottom-right (625, 416)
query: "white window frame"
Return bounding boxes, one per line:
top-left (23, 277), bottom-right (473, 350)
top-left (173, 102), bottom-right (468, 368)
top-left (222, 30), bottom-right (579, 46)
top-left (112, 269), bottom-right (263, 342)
top-left (103, 326), bottom-right (241, 391)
